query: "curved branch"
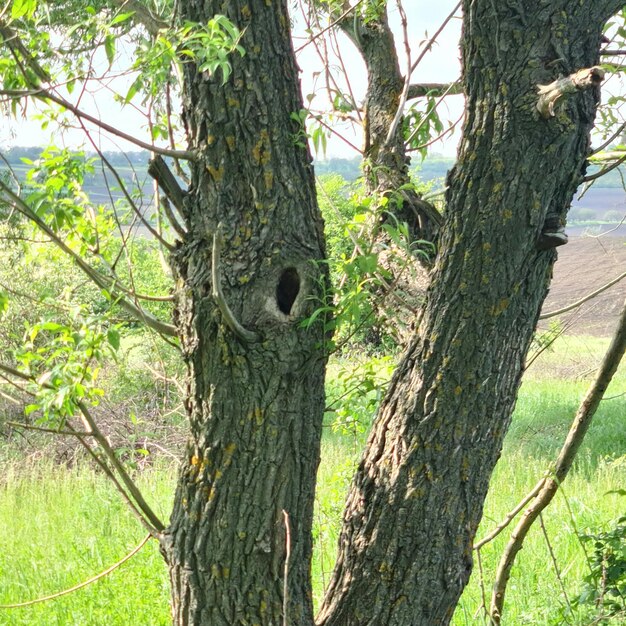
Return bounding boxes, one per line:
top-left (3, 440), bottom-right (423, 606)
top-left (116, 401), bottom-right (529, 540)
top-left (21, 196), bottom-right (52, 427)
top-left (490, 296), bottom-right (626, 624)
top-left (212, 224), bottom-right (259, 343)
top-left (539, 268), bottom-right (626, 319)
top-left (0, 534), bottom-right (152, 609)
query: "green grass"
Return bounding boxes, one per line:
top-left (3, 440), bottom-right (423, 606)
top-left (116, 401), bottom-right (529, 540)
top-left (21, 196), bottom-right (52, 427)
top-left (0, 462), bottom-right (175, 625)
top-left (0, 334), bottom-right (625, 624)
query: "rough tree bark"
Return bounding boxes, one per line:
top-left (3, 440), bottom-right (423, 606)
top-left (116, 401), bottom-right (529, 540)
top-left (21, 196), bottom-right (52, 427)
top-left (317, 2), bottom-right (623, 625)
top-left (160, 1), bottom-right (328, 624)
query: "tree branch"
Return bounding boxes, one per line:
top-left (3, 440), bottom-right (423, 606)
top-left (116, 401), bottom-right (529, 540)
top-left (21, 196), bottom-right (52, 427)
top-left (407, 81), bottom-right (462, 99)
top-left (148, 155), bottom-right (188, 220)
top-left (489, 295), bottom-right (626, 624)
top-left (536, 66), bottom-right (605, 118)
top-left (212, 224), bottom-right (259, 343)
top-left (0, 534), bottom-right (152, 609)
top-left (0, 180), bottom-right (178, 337)
top-left (539, 268), bottom-right (626, 319)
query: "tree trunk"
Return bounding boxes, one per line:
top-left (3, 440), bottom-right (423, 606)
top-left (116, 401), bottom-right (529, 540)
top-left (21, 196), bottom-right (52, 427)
top-left (317, 2), bottom-right (622, 625)
top-left (161, 1), bottom-right (328, 624)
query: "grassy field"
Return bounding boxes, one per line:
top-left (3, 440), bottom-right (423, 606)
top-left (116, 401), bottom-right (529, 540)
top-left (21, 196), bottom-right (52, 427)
top-left (0, 335), bottom-right (624, 625)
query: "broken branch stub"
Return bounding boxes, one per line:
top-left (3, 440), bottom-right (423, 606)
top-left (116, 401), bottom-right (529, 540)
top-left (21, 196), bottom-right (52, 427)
top-left (536, 66), bottom-right (605, 118)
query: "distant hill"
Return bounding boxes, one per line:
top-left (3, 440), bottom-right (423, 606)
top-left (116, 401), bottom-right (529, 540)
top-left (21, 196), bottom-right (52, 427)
top-left (1, 148), bottom-right (624, 209)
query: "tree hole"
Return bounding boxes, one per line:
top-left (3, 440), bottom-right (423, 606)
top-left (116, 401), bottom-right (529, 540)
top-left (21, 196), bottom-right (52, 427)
top-left (276, 267), bottom-right (300, 315)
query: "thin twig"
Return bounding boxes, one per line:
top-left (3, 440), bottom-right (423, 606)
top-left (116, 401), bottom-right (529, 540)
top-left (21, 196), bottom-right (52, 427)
top-left (0, 534), bottom-right (152, 609)
top-left (539, 513), bottom-right (573, 618)
top-left (539, 269), bottom-right (626, 319)
top-left (282, 510), bottom-right (291, 626)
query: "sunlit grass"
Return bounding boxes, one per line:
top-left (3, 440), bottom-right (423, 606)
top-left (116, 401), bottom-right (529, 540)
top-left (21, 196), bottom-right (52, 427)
top-left (0, 334), bottom-right (624, 624)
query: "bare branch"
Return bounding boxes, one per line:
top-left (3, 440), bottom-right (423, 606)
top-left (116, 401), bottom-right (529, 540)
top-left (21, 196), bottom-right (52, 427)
top-left (407, 81), bottom-right (462, 99)
top-left (77, 401), bottom-right (166, 532)
top-left (148, 155), bottom-right (188, 217)
top-left (540, 268), bottom-right (626, 319)
top-left (0, 534), bottom-right (152, 609)
top-left (490, 295), bottom-right (626, 624)
top-left (212, 224), bottom-right (259, 344)
top-left (536, 66), bottom-right (605, 118)
top-left (383, 0), bottom-right (461, 149)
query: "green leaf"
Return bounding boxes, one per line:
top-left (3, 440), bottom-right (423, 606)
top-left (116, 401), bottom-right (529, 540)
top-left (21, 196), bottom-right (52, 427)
top-left (11, 0), bottom-right (37, 20)
top-left (0, 291), bottom-right (8, 316)
top-left (109, 12), bottom-right (134, 27)
top-left (107, 328), bottom-right (120, 351)
top-left (104, 34), bottom-right (116, 67)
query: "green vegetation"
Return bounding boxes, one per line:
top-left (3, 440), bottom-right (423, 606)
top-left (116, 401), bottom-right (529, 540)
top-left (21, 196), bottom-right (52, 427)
top-left (1, 163), bottom-right (625, 625)
top-left (0, 336), bottom-right (625, 625)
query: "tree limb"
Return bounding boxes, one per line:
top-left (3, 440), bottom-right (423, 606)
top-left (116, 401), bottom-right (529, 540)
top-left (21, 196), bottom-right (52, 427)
top-left (0, 180), bottom-right (178, 337)
top-left (0, 534), bottom-right (152, 609)
top-left (407, 81), bottom-right (462, 100)
top-left (212, 224), bottom-right (259, 344)
top-left (536, 66), bottom-right (605, 118)
top-left (148, 155), bottom-right (188, 219)
top-left (489, 295), bottom-right (626, 624)
top-left (539, 268), bottom-right (626, 319)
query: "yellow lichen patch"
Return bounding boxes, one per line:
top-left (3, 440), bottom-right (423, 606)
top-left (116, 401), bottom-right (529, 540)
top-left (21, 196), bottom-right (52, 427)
top-left (227, 97), bottom-right (240, 108)
top-left (252, 129), bottom-right (271, 165)
top-left (254, 406), bottom-right (264, 425)
top-left (492, 182), bottom-right (503, 195)
top-left (264, 169), bottom-right (274, 189)
top-left (238, 275), bottom-right (250, 285)
top-left (241, 5), bottom-right (251, 19)
top-left (483, 242), bottom-right (491, 252)
top-left (491, 298), bottom-right (509, 316)
top-left (461, 456), bottom-right (470, 482)
top-left (493, 158), bottom-right (504, 173)
top-left (222, 567), bottom-right (230, 579)
top-left (454, 385), bottom-right (463, 396)
top-left (226, 135), bottom-right (235, 151)
top-left (206, 135), bottom-right (216, 146)
top-left (207, 164), bottom-right (224, 182)
top-left (238, 531), bottom-right (247, 540)
top-left (500, 83), bottom-right (508, 97)
top-left (482, 274), bottom-right (490, 285)
top-left (502, 208), bottom-right (513, 221)
top-left (191, 455), bottom-right (201, 466)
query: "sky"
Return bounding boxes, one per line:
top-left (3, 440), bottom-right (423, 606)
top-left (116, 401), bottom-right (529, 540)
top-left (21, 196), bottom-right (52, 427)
top-left (0, 1), bottom-right (465, 158)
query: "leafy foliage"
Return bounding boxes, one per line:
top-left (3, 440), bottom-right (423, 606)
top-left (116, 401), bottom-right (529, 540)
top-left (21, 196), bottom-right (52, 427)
top-left (575, 508), bottom-right (626, 621)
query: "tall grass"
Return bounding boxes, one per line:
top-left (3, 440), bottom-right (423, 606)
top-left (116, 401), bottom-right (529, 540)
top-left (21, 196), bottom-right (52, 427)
top-left (0, 335), bottom-right (624, 624)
